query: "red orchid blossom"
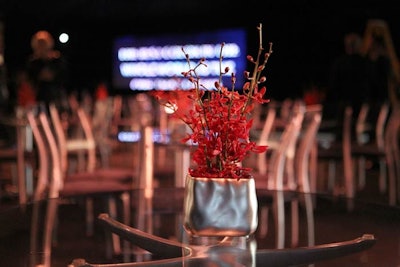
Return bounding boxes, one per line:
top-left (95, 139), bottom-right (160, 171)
top-left (152, 23), bottom-right (273, 179)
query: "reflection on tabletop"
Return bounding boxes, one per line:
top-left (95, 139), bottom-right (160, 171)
top-left (2, 187), bottom-right (400, 267)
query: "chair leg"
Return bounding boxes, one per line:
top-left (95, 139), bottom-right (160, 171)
top-left (290, 200), bottom-right (299, 247)
top-left (304, 193), bottom-right (315, 247)
top-left (43, 199), bottom-right (59, 267)
top-left (286, 157), bottom-right (296, 190)
top-left (77, 151), bottom-right (86, 172)
top-left (378, 159), bottom-right (387, 193)
top-left (394, 146), bottom-right (400, 205)
top-left (343, 153), bottom-right (355, 211)
top-left (108, 196), bottom-right (121, 255)
top-left (29, 201), bottom-right (41, 266)
top-left (309, 144), bottom-right (318, 194)
top-left (273, 191), bottom-right (285, 249)
top-left (327, 160), bottom-right (336, 192)
top-left (387, 149), bottom-right (397, 206)
top-left (258, 206), bottom-right (269, 238)
top-left (120, 192), bottom-right (131, 262)
top-left (85, 197), bottom-right (94, 236)
top-left (357, 157), bottom-right (366, 190)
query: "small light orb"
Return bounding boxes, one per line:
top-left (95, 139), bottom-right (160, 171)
top-left (59, 33), bottom-right (69, 44)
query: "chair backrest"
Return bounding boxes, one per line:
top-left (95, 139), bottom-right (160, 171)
top-left (49, 103), bottom-right (96, 173)
top-left (39, 112), bottom-right (64, 198)
top-left (268, 109), bottom-right (304, 190)
top-left (111, 95), bottom-right (123, 136)
top-left (283, 101), bottom-right (306, 190)
top-left (342, 106), bottom-right (354, 198)
top-left (258, 105), bottom-right (277, 145)
top-left (76, 107), bottom-right (97, 171)
top-left (355, 103), bottom-right (370, 144)
top-left (375, 102), bottom-right (390, 149)
top-left (279, 98), bottom-right (293, 122)
top-left (92, 97), bottom-right (114, 137)
top-left (296, 111), bottom-right (322, 193)
top-left (286, 100), bottom-right (306, 159)
top-left (49, 103), bottom-right (68, 173)
top-left (384, 106), bottom-right (400, 205)
top-left (27, 110), bottom-right (63, 199)
top-left (256, 104), bottom-right (277, 175)
top-left (26, 110), bottom-right (49, 201)
top-left (92, 97), bottom-right (115, 167)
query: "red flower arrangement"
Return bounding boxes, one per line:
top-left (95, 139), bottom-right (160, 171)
top-left (153, 23), bottom-right (273, 179)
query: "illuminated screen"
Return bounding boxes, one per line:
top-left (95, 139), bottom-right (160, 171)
top-left (112, 28), bottom-right (247, 91)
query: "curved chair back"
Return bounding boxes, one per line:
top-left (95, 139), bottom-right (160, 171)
top-left (296, 111), bottom-right (322, 193)
top-left (355, 103), bottom-right (370, 144)
top-left (26, 111), bottom-right (49, 201)
top-left (49, 104), bottom-right (96, 174)
top-left (39, 112), bottom-right (64, 198)
top-left (385, 106), bottom-right (400, 205)
top-left (256, 105), bottom-right (276, 175)
top-left (342, 106), bottom-right (354, 200)
top-left (268, 109), bottom-right (304, 190)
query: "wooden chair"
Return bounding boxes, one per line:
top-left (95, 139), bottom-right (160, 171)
top-left (0, 108), bottom-right (36, 204)
top-left (49, 103), bottom-right (96, 174)
top-left (92, 96), bottom-right (120, 168)
top-left (257, 99), bottom-right (306, 189)
top-left (256, 103), bottom-right (277, 175)
top-left (384, 106), bottom-right (400, 205)
top-left (26, 110), bottom-right (133, 267)
top-left (292, 110), bottom-right (322, 248)
top-left (351, 102), bottom-right (390, 193)
top-left (317, 106), bottom-right (354, 203)
top-left (0, 146), bottom-right (33, 201)
top-left (254, 107), bottom-right (306, 248)
top-left (297, 104), bottom-right (323, 195)
top-left (49, 104), bottom-right (138, 249)
top-left (271, 108), bottom-right (322, 249)
top-left (49, 103), bottom-right (136, 183)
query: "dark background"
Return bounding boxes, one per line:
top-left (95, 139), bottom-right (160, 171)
top-left (0, 0), bottom-right (399, 100)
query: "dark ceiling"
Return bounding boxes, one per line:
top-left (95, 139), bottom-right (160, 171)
top-left (0, 0), bottom-right (398, 99)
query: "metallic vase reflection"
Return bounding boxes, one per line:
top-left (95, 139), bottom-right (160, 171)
top-left (183, 174), bottom-right (258, 237)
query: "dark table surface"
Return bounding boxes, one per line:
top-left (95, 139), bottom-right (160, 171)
top-left (0, 187), bottom-right (399, 267)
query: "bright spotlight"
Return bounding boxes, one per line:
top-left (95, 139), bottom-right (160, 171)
top-left (59, 33), bottom-right (69, 44)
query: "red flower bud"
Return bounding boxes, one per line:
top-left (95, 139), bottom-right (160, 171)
top-left (231, 73), bottom-right (236, 83)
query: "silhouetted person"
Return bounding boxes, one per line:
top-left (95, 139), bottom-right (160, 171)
top-left (362, 19), bottom-right (400, 108)
top-left (326, 33), bottom-right (375, 119)
top-left (25, 30), bottom-right (68, 109)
